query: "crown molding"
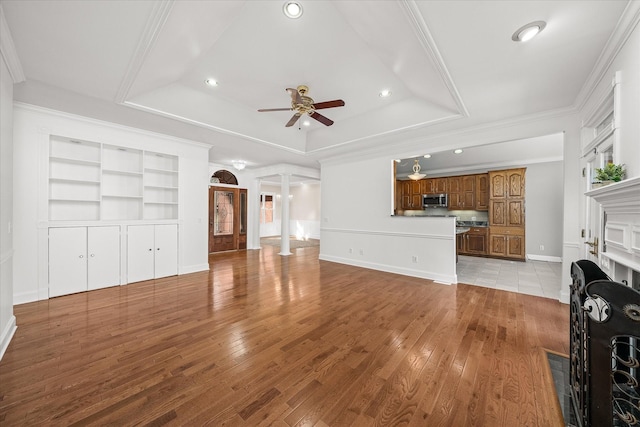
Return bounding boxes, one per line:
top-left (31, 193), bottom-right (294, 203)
top-left (114, 0), bottom-right (174, 103)
top-left (574, 1), bottom-right (640, 112)
top-left (0, 4), bottom-right (25, 83)
top-left (13, 101), bottom-right (212, 150)
top-left (400, 0), bottom-right (469, 118)
top-left (123, 100), bottom-right (307, 156)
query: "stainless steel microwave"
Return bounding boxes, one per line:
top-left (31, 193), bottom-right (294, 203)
top-left (422, 193), bottom-right (448, 208)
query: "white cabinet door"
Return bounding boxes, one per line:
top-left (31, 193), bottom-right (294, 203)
top-left (127, 225), bottom-right (155, 283)
top-left (154, 224), bottom-right (178, 279)
top-left (87, 226), bottom-right (120, 290)
top-left (49, 227), bottom-right (87, 297)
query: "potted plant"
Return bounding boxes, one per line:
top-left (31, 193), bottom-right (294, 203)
top-left (594, 163), bottom-right (626, 187)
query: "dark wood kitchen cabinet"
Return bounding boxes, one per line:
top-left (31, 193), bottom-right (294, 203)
top-left (400, 180), bottom-right (422, 209)
top-left (458, 227), bottom-right (488, 255)
top-left (475, 174), bottom-right (489, 210)
top-left (488, 168), bottom-right (526, 260)
top-left (448, 174), bottom-right (476, 210)
top-left (488, 226), bottom-right (525, 259)
top-left (421, 177), bottom-right (448, 194)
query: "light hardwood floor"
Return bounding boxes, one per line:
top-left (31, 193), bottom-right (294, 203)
top-left (0, 245), bottom-right (569, 426)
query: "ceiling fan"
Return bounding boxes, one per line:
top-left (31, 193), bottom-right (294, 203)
top-left (258, 85), bottom-right (345, 127)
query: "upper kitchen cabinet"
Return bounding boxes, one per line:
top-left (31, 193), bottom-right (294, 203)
top-left (475, 174), bottom-right (489, 210)
top-left (448, 174), bottom-right (480, 210)
top-left (490, 168), bottom-right (525, 199)
top-left (400, 180), bottom-right (422, 210)
top-left (424, 177), bottom-right (448, 194)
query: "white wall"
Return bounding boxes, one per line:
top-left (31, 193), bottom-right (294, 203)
top-left (256, 182), bottom-right (321, 240)
top-left (12, 104), bottom-right (210, 304)
top-left (0, 52), bottom-right (17, 359)
top-left (525, 161), bottom-right (564, 261)
top-left (321, 156), bottom-right (458, 283)
top-left (291, 182), bottom-right (321, 240)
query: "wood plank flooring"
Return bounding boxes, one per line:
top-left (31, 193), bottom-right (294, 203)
top-left (0, 245), bottom-right (569, 426)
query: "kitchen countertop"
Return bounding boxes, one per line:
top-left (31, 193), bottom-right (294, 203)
top-left (456, 221), bottom-right (488, 227)
top-left (456, 227), bottom-right (470, 234)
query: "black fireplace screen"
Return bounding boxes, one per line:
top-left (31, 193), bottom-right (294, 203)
top-left (570, 260), bottom-right (640, 427)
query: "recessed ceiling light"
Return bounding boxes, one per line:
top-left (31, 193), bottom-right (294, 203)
top-left (205, 78), bottom-right (218, 87)
top-left (283, 1), bottom-right (303, 19)
top-left (379, 89), bottom-right (392, 98)
top-left (512, 21), bottom-right (546, 42)
top-left (454, 149), bottom-right (463, 154)
top-left (423, 154), bottom-right (431, 158)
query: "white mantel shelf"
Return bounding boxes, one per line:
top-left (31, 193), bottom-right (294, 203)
top-left (585, 176), bottom-right (640, 211)
top-left (585, 176), bottom-right (640, 274)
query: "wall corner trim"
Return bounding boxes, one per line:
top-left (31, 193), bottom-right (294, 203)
top-left (0, 315), bottom-right (17, 361)
top-left (0, 4), bottom-right (26, 83)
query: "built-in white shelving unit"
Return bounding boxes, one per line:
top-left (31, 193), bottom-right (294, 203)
top-left (143, 151), bottom-right (179, 220)
top-left (48, 136), bottom-right (178, 221)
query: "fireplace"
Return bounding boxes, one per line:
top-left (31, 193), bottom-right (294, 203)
top-left (570, 176), bottom-right (640, 427)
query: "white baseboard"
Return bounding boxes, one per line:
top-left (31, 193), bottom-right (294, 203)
top-left (319, 254), bottom-right (455, 285)
top-left (527, 254), bottom-right (562, 263)
top-left (0, 315), bottom-right (17, 361)
top-left (179, 263), bottom-right (210, 275)
top-left (13, 290), bottom-right (40, 305)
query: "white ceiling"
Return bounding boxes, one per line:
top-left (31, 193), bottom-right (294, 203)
top-left (1, 0), bottom-right (631, 173)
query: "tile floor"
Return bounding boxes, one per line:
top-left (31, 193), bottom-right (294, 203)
top-left (456, 255), bottom-right (564, 299)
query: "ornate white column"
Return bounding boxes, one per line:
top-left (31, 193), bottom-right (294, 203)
top-left (279, 173), bottom-right (292, 256)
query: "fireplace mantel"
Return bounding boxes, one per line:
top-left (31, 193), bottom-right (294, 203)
top-left (585, 176), bottom-right (640, 273)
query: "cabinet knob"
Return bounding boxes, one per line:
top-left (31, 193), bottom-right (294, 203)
top-left (79, 255), bottom-right (84, 258)
top-left (148, 248), bottom-right (153, 251)
top-left (90, 254), bottom-right (95, 257)
top-left (157, 248), bottom-right (160, 251)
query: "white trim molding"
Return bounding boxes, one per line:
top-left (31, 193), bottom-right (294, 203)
top-left (586, 176), bottom-right (640, 273)
top-left (0, 4), bottom-right (25, 83)
top-left (0, 315), bottom-right (17, 361)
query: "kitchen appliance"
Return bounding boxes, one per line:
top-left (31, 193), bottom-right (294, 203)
top-left (423, 193), bottom-right (448, 208)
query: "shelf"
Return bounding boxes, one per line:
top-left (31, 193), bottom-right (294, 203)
top-left (144, 151), bottom-right (178, 172)
top-left (50, 156), bottom-right (101, 166)
top-left (144, 201), bottom-right (178, 205)
top-left (144, 184), bottom-right (178, 190)
top-left (49, 198), bottom-right (100, 203)
top-left (102, 195), bottom-right (144, 199)
top-left (48, 136), bottom-right (179, 221)
top-left (49, 177), bottom-right (100, 184)
top-left (144, 167), bottom-right (178, 174)
top-left (102, 169), bottom-right (143, 177)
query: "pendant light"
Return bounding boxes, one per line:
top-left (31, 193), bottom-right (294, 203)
top-left (408, 159), bottom-right (426, 180)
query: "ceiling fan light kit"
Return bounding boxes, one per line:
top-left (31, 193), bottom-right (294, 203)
top-left (258, 85), bottom-right (345, 127)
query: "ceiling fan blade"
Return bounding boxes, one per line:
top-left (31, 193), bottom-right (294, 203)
top-left (286, 88), bottom-right (303, 104)
top-left (258, 107), bottom-right (293, 112)
top-left (285, 113), bottom-right (301, 127)
top-left (312, 99), bottom-right (345, 110)
top-left (310, 111), bottom-right (334, 126)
